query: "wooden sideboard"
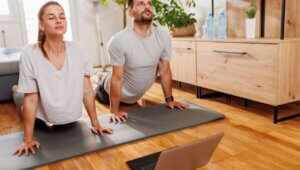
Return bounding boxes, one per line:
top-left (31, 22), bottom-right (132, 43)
top-left (171, 37), bottom-right (300, 123)
top-left (170, 38), bottom-right (197, 85)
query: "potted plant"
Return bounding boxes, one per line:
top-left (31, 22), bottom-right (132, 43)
top-left (152, 0), bottom-right (197, 37)
top-left (245, 1), bottom-right (257, 38)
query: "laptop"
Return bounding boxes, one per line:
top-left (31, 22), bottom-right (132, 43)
top-left (126, 132), bottom-right (224, 170)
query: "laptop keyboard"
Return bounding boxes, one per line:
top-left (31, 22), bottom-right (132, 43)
top-left (126, 152), bottom-right (161, 170)
top-left (140, 161), bottom-right (157, 170)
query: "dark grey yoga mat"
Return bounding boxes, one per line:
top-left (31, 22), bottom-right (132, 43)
top-left (0, 101), bottom-right (224, 170)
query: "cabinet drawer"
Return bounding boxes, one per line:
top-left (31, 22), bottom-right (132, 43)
top-left (196, 42), bottom-right (278, 105)
top-left (172, 40), bottom-right (195, 52)
top-left (171, 40), bottom-right (196, 85)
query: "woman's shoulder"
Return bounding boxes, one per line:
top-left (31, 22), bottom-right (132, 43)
top-left (22, 43), bottom-right (40, 52)
top-left (19, 44), bottom-right (42, 66)
top-left (20, 44), bottom-right (41, 59)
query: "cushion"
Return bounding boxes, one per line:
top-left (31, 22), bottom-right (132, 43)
top-left (0, 48), bottom-right (22, 75)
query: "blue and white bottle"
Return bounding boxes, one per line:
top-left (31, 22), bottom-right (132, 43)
top-left (205, 13), bottom-right (214, 40)
top-left (218, 11), bottom-right (227, 39)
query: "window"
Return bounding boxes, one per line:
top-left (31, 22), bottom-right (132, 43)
top-left (0, 0), bottom-right (10, 15)
top-left (22, 0), bottom-right (72, 44)
top-left (0, 0), bottom-right (17, 20)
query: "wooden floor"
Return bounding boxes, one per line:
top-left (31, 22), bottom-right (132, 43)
top-left (0, 81), bottom-right (299, 170)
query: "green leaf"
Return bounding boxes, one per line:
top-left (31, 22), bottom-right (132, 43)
top-left (102, 0), bottom-right (108, 5)
top-left (245, 0), bottom-right (257, 18)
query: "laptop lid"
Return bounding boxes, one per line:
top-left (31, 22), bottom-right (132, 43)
top-left (155, 132), bottom-right (224, 170)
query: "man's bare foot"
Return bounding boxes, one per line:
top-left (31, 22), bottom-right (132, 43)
top-left (44, 121), bottom-right (53, 128)
top-left (137, 98), bottom-right (146, 108)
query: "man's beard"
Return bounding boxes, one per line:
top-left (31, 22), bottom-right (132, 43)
top-left (134, 10), bottom-right (153, 24)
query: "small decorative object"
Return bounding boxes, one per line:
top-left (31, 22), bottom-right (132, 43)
top-left (245, 1), bottom-right (257, 38)
top-left (194, 20), bottom-right (201, 37)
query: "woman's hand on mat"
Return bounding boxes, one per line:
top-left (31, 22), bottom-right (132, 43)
top-left (91, 124), bottom-right (113, 136)
top-left (110, 111), bottom-right (128, 124)
top-left (13, 140), bottom-right (40, 156)
top-left (167, 101), bottom-right (189, 110)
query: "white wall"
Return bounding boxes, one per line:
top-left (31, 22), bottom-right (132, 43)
top-left (183, 0), bottom-right (226, 37)
top-left (72, 0), bottom-right (226, 67)
top-left (0, 0), bottom-right (126, 65)
top-left (72, 0), bottom-right (128, 67)
top-left (0, 0), bottom-right (27, 48)
top-left (0, 21), bottom-right (25, 47)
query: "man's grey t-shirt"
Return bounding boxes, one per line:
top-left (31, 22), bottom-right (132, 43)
top-left (104, 27), bottom-right (172, 104)
top-left (17, 42), bottom-right (93, 125)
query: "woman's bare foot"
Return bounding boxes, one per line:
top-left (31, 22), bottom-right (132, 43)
top-left (12, 85), bottom-right (23, 114)
top-left (12, 85), bottom-right (18, 94)
top-left (137, 98), bottom-right (146, 108)
top-left (91, 72), bottom-right (104, 92)
top-left (96, 71), bottom-right (103, 83)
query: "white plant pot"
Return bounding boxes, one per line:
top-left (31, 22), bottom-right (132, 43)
top-left (246, 18), bottom-right (256, 39)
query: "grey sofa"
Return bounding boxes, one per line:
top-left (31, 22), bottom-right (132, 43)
top-left (0, 48), bottom-right (22, 101)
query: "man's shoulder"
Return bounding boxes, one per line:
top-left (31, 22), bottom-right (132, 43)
top-left (110, 28), bottom-right (132, 42)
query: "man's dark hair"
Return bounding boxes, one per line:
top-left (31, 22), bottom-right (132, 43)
top-left (128, 0), bottom-right (134, 8)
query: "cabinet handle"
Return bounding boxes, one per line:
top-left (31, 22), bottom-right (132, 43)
top-left (173, 47), bottom-right (193, 51)
top-left (213, 50), bottom-right (247, 55)
top-left (1, 30), bottom-right (6, 48)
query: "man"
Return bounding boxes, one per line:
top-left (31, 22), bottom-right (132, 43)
top-left (95, 0), bottom-right (189, 123)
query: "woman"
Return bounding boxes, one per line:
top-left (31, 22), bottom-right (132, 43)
top-left (13, 1), bottom-right (113, 156)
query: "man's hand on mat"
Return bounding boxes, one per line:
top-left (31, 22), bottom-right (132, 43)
top-left (13, 140), bottom-right (40, 156)
top-left (91, 124), bottom-right (113, 136)
top-left (110, 111), bottom-right (128, 124)
top-left (167, 101), bottom-right (189, 110)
